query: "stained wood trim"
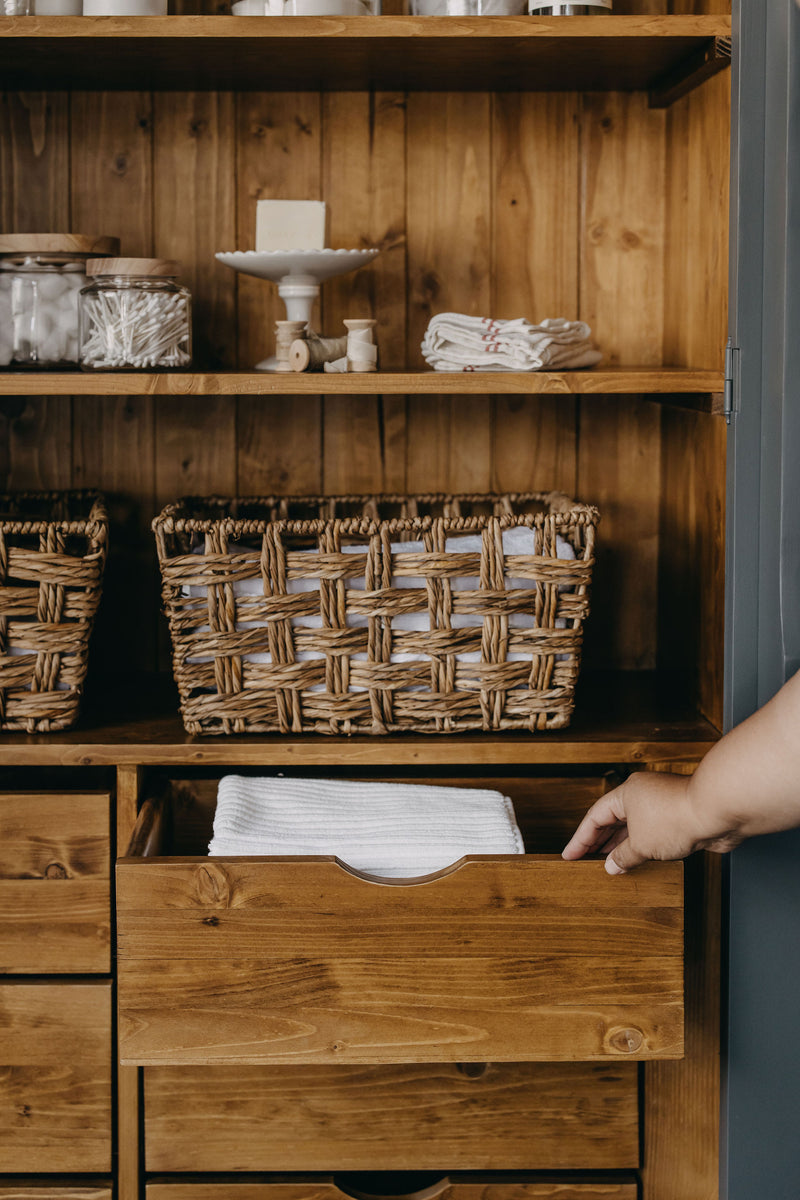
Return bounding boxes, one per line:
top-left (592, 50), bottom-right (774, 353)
top-left (0, 369), bottom-right (724, 397)
top-left (649, 35), bottom-right (733, 110)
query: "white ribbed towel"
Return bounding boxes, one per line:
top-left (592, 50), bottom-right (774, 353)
top-left (421, 313), bottom-right (603, 373)
top-left (209, 774), bottom-right (524, 878)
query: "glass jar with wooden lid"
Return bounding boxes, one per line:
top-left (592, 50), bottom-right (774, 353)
top-left (79, 258), bottom-right (192, 372)
top-left (0, 234), bottom-right (120, 369)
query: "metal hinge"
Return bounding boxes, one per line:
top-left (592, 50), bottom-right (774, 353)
top-left (724, 338), bottom-right (740, 425)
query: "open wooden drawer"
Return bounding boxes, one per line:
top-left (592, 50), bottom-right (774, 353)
top-left (117, 773), bottom-right (684, 1066)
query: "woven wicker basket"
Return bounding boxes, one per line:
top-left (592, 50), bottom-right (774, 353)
top-left (154, 491), bottom-right (598, 737)
top-left (0, 491), bottom-right (108, 733)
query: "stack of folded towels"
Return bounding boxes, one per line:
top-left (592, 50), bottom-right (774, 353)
top-left (421, 313), bottom-right (602, 373)
top-left (209, 774), bottom-right (525, 878)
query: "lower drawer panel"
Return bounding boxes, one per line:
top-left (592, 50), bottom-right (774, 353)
top-left (144, 1061), bottom-right (639, 1172)
top-left (146, 1179), bottom-right (638, 1200)
top-left (0, 983), bottom-right (112, 1172)
top-left (0, 1190), bottom-right (112, 1200)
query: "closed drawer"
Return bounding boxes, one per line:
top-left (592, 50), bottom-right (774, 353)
top-left (0, 982), bottom-right (112, 1172)
top-left (145, 1061), bottom-right (639, 1171)
top-left (117, 774), bottom-right (683, 1066)
top-left (0, 1189), bottom-right (112, 1200)
top-left (0, 792), bottom-right (110, 973)
top-left (146, 1178), bottom-right (638, 1200)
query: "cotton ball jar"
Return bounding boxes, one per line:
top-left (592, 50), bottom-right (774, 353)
top-left (79, 258), bottom-right (192, 372)
top-left (0, 234), bottom-right (120, 369)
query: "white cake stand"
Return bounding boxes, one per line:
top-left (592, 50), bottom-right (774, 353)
top-left (216, 247), bottom-right (380, 371)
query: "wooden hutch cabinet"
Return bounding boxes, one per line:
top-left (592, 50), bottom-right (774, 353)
top-left (0, 5), bottom-right (730, 1200)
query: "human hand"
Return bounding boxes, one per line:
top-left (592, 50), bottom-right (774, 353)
top-left (561, 771), bottom-right (745, 874)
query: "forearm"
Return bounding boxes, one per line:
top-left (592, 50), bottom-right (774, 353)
top-left (687, 670), bottom-right (800, 841)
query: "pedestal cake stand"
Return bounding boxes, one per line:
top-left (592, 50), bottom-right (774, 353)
top-left (216, 247), bottom-right (380, 371)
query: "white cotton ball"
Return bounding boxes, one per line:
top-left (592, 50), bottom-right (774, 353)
top-left (35, 273), bottom-right (70, 303)
top-left (38, 324), bottom-right (68, 364)
top-left (65, 334), bottom-right (79, 363)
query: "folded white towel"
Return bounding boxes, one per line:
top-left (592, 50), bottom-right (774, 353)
top-left (209, 774), bottom-right (524, 877)
top-left (421, 313), bottom-right (603, 373)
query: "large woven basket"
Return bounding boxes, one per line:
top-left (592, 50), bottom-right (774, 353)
top-left (0, 491), bottom-right (108, 733)
top-left (154, 491), bottom-right (598, 737)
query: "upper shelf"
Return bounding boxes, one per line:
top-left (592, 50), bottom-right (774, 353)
top-left (0, 15), bottom-right (731, 99)
top-left (0, 367), bottom-right (724, 409)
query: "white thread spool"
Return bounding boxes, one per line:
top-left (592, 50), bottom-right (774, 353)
top-left (274, 320), bottom-right (308, 372)
top-left (343, 318), bottom-right (378, 373)
top-left (290, 332), bottom-right (348, 372)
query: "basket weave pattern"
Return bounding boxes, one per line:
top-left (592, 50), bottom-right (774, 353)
top-left (154, 492), bottom-right (598, 737)
top-left (0, 492), bottom-right (108, 733)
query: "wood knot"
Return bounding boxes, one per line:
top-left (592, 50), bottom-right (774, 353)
top-left (195, 864), bottom-right (231, 907)
top-left (607, 1026), bottom-right (645, 1054)
top-left (17, 1104), bottom-right (31, 1117)
top-left (44, 862), bottom-right (69, 879)
top-left (620, 229), bottom-right (641, 250)
top-left (457, 1062), bottom-right (490, 1079)
top-left (202, 916), bottom-right (220, 927)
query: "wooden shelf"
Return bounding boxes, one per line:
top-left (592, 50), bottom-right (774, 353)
top-left (0, 15), bottom-right (731, 96)
top-left (0, 367), bottom-right (724, 404)
top-left (0, 672), bottom-right (719, 767)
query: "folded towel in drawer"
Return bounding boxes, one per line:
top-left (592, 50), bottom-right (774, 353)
top-left (209, 774), bottom-right (524, 877)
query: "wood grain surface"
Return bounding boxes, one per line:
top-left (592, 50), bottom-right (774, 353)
top-left (0, 791), bottom-right (110, 973)
top-left (0, 1191), bottom-right (112, 1200)
top-left (0, 982), bottom-right (111, 1172)
top-left (145, 1182), bottom-right (638, 1200)
top-left (118, 849), bottom-right (683, 1065)
top-left (0, 16), bottom-right (732, 93)
top-left (144, 1061), bottom-right (638, 1170)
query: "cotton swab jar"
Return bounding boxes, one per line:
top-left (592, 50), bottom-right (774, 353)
top-left (0, 234), bottom-right (120, 369)
top-left (79, 258), bottom-right (192, 372)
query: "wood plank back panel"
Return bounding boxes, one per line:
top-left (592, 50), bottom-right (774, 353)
top-left (406, 93), bottom-right (492, 497)
top-left (145, 1061), bottom-right (638, 1171)
top-left (0, 790), bottom-right (110, 972)
top-left (322, 90), bottom-right (407, 495)
top-left (70, 91), bottom-right (159, 674)
top-left (0, 982), bottom-right (112, 1172)
top-left (1, 87), bottom-right (729, 703)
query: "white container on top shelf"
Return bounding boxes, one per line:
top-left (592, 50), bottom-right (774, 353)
top-left (528, 2), bottom-right (611, 13)
top-left (0, 234), bottom-right (119, 370)
top-left (83, 0), bottom-right (167, 13)
top-left (411, 0), bottom-right (526, 13)
top-left (232, 0), bottom-right (379, 13)
top-left (6, 0), bottom-right (83, 13)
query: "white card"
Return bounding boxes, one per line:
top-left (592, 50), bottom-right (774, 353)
top-left (255, 200), bottom-right (327, 252)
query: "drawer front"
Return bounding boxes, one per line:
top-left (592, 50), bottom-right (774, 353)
top-left (0, 1191), bottom-right (112, 1200)
top-left (118, 855), bottom-right (684, 1066)
top-left (146, 1180), bottom-right (638, 1200)
top-left (0, 983), bottom-right (112, 1172)
top-left (145, 1061), bottom-right (638, 1171)
top-left (0, 792), bottom-right (110, 973)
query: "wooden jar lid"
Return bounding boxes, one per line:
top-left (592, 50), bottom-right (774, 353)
top-left (86, 257), bottom-right (182, 278)
top-left (0, 233), bottom-right (120, 255)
